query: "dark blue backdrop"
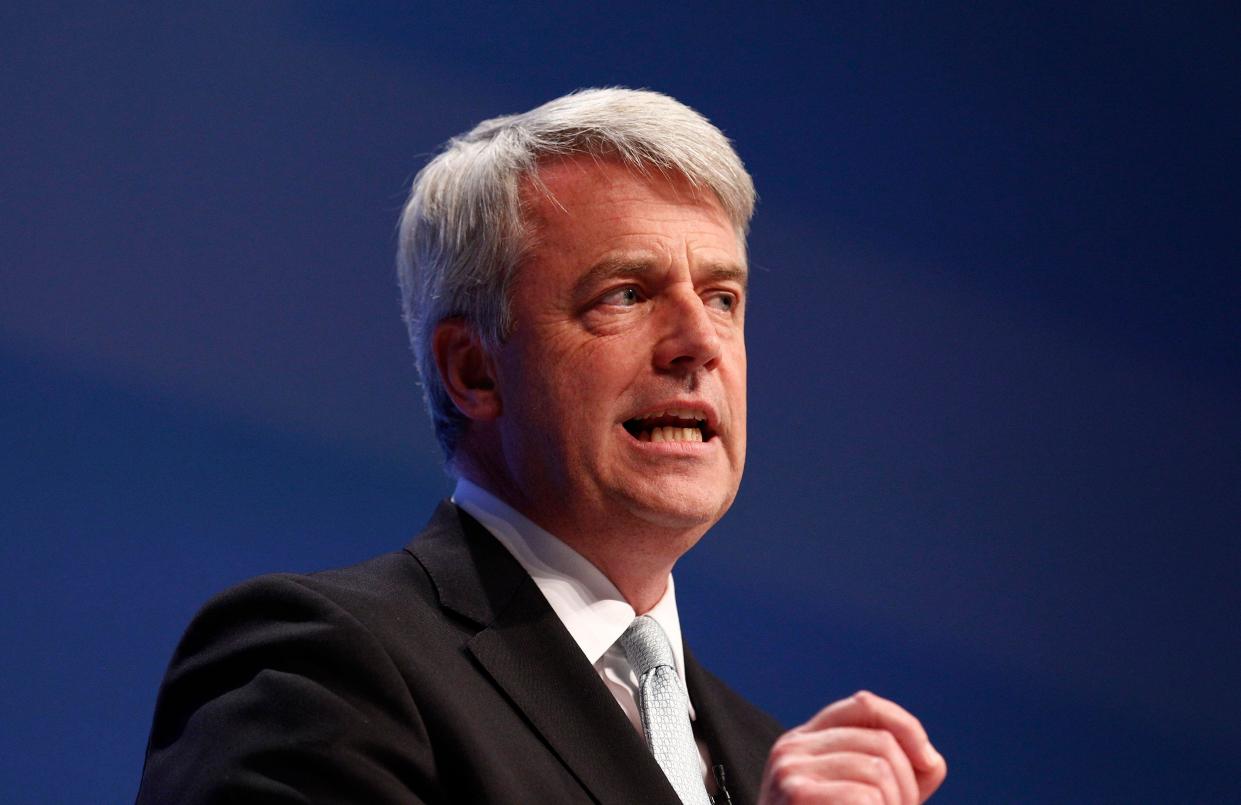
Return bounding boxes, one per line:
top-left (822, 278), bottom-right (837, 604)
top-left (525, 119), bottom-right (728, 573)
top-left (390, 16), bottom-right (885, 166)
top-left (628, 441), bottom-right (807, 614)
top-left (3, 3), bottom-right (1237, 802)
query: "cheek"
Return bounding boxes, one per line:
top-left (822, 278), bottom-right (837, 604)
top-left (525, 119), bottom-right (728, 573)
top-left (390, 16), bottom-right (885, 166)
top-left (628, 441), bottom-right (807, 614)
top-left (516, 350), bottom-right (616, 438)
top-left (728, 345), bottom-right (748, 449)
top-left (730, 343), bottom-right (748, 403)
top-left (563, 335), bottom-right (639, 388)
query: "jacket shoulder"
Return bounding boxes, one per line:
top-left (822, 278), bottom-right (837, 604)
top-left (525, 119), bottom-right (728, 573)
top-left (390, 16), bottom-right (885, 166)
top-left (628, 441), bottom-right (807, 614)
top-left (137, 528), bottom-right (459, 803)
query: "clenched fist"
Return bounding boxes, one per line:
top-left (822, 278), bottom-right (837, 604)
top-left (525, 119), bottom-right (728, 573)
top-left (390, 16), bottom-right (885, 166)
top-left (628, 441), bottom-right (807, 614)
top-left (758, 691), bottom-right (946, 804)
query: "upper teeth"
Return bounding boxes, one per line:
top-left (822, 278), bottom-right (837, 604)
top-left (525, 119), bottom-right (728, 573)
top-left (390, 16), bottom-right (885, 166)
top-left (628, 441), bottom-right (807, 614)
top-left (641, 408), bottom-right (706, 422)
top-left (630, 408), bottom-right (708, 444)
top-left (638, 426), bottom-right (703, 443)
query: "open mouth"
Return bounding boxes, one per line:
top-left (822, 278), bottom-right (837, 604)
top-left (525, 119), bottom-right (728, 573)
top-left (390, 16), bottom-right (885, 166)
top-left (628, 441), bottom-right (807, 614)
top-left (622, 408), bottom-right (713, 443)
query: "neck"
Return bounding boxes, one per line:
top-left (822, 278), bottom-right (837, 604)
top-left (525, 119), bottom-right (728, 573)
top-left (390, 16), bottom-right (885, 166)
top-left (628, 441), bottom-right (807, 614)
top-left (554, 532), bottom-right (679, 614)
top-left (454, 462), bottom-right (702, 613)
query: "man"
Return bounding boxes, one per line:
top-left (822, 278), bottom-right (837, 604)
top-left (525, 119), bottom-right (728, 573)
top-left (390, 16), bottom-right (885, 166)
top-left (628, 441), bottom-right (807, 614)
top-left (138, 88), bottom-right (946, 804)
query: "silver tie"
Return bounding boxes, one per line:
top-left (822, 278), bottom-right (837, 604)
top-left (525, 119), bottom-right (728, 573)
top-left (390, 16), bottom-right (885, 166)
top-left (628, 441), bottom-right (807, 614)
top-left (619, 616), bottom-right (711, 805)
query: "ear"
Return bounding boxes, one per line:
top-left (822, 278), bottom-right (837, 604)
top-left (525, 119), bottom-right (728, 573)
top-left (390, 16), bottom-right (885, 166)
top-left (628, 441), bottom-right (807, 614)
top-left (432, 317), bottom-right (502, 421)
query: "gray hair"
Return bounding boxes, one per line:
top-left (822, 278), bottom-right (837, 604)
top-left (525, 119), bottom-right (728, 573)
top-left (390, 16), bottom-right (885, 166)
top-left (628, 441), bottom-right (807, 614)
top-left (396, 87), bottom-right (755, 460)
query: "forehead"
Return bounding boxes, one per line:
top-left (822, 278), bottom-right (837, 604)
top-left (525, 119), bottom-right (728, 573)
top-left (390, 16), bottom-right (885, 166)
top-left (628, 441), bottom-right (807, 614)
top-left (517, 156), bottom-right (744, 265)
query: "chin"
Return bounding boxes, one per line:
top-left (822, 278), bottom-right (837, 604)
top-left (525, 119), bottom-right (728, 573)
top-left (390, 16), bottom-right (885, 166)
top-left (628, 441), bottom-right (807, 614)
top-left (620, 482), bottom-right (735, 532)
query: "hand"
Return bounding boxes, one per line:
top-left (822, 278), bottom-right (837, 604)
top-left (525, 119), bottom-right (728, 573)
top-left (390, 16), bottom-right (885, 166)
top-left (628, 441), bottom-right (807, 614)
top-left (757, 691), bottom-right (947, 804)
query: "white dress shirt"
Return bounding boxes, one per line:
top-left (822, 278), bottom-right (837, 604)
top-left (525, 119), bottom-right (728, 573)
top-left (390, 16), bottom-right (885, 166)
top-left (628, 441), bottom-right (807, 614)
top-left (451, 478), bottom-right (711, 781)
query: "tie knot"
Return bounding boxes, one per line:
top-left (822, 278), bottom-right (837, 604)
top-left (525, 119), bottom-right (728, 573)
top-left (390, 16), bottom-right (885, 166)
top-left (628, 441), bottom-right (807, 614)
top-left (619, 615), bottom-right (676, 675)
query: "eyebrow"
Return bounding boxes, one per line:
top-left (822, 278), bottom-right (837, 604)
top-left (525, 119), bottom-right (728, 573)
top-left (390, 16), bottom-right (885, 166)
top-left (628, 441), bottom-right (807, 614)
top-left (573, 256), bottom-right (749, 299)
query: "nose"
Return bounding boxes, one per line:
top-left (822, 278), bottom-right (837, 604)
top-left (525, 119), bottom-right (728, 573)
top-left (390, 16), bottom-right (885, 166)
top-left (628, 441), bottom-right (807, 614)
top-left (652, 287), bottom-right (722, 374)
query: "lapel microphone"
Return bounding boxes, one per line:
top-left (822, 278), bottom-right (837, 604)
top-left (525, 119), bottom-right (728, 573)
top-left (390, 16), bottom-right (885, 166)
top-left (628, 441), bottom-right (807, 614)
top-left (711, 764), bottom-right (733, 805)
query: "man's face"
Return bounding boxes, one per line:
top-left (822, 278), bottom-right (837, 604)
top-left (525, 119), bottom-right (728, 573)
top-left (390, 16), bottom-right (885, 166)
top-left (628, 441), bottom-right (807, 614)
top-left (486, 156), bottom-right (747, 544)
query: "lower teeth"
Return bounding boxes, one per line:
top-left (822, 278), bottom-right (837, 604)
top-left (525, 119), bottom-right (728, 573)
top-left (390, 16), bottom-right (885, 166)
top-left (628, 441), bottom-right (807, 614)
top-left (638, 426), bottom-right (702, 443)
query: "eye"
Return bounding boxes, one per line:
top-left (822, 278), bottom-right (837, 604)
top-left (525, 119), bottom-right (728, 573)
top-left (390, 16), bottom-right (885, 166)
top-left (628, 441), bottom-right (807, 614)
top-left (599, 286), bottom-right (643, 307)
top-left (705, 291), bottom-right (738, 312)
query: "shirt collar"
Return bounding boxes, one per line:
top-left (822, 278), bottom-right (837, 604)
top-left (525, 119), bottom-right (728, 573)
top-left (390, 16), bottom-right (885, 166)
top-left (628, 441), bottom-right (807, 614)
top-left (451, 478), bottom-right (689, 680)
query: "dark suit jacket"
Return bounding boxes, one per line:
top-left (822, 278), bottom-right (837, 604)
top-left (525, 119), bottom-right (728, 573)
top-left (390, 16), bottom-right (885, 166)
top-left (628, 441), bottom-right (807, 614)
top-left (137, 502), bottom-right (783, 803)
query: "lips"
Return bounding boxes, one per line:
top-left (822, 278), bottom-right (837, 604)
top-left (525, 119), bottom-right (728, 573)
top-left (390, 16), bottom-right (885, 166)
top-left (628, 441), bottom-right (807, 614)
top-left (622, 407), bottom-right (714, 443)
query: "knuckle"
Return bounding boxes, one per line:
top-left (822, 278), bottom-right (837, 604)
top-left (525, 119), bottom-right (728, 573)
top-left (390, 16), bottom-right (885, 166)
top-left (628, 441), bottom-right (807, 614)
top-left (851, 690), bottom-right (887, 722)
top-left (767, 752), bottom-right (800, 784)
top-left (771, 758), bottom-right (794, 781)
top-left (767, 739), bottom-right (796, 767)
top-left (779, 773), bottom-right (811, 802)
top-left (843, 787), bottom-right (882, 805)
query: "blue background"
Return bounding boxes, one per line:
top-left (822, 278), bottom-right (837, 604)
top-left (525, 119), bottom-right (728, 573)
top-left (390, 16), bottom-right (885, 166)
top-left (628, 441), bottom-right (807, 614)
top-left (2, 3), bottom-right (1237, 802)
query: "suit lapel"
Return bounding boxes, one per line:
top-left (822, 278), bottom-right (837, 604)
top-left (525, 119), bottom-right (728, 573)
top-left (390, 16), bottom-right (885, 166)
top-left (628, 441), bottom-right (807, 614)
top-left (685, 648), bottom-right (784, 805)
top-left (468, 579), bottom-right (680, 803)
top-left (409, 502), bottom-right (680, 804)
